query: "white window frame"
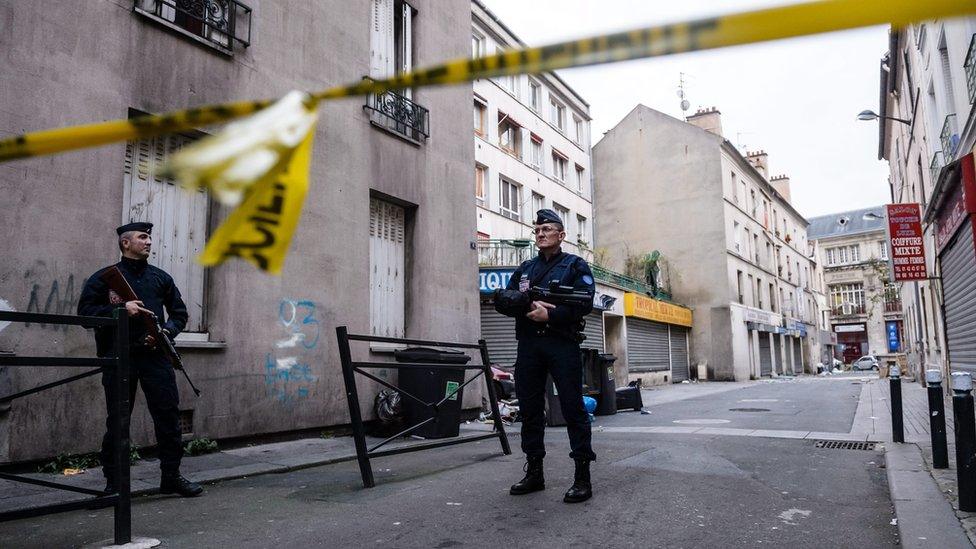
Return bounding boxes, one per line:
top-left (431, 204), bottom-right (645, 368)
top-left (531, 192), bottom-right (545, 216)
top-left (471, 30), bottom-right (485, 59)
top-left (499, 177), bottom-right (521, 221)
top-left (498, 113), bottom-right (522, 158)
top-left (550, 96), bottom-right (566, 132)
top-left (573, 115), bottom-right (583, 144)
top-left (529, 135), bottom-right (544, 170)
top-left (575, 164), bottom-right (585, 193)
top-left (475, 164), bottom-right (487, 206)
top-left (552, 150), bottom-right (568, 183)
top-left (577, 214), bottom-right (588, 244)
top-left (529, 78), bottom-right (542, 112)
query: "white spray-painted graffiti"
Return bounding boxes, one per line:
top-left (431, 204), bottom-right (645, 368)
top-left (265, 299), bottom-right (320, 404)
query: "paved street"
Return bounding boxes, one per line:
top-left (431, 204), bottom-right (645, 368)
top-left (0, 376), bottom-right (902, 548)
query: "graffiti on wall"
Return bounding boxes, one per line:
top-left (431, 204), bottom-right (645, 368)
top-left (23, 266), bottom-right (79, 331)
top-left (265, 299), bottom-right (320, 404)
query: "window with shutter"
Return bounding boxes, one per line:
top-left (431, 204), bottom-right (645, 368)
top-left (369, 198), bottom-right (406, 339)
top-left (122, 132), bottom-right (209, 333)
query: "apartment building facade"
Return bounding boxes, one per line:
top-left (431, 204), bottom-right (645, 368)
top-left (877, 18), bottom-right (976, 379)
top-left (808, 208), bottom-right (905, 367)
top-left (0, 0), bottom-right (476, 462)
top-left (594, 105), bottom-right (823, 381)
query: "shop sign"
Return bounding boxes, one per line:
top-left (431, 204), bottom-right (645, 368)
top-left (479, 268), bottom-right (514, 294)
top-left (886, 203), bottom-right (926, 281)
top-left (624, 293), bottom-right (693, 327)
top-left (834, 324), bottom-right (865, 333)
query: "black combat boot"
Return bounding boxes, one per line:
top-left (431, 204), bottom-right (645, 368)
top-left (563, 459), bottom-right (592, 503)
top-left (160, 475), bottom-right (204, 497)
top-left (510, 456), bottom-right (545, 495)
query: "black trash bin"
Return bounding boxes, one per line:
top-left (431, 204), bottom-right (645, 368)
top-left (395, 347), bottom-right (470, 439)
top-left (594, 354), bottom-right (617, 416)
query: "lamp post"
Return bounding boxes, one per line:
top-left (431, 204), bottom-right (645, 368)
top-left (856, 110), bottom-right (911, 126)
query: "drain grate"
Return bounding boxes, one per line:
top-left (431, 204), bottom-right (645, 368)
top-left (729, 408), bottom-right (770, 412)
top-left (814, 440), bottom-right (877, 451)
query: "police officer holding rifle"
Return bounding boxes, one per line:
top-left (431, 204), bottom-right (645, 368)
top-left (494, 209), bottom-right (597, 503)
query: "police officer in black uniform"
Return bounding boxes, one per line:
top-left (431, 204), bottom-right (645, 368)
top-left (494, 209), bottom-right (596, 503)
top-left (77, 222), bottom-right (203, 497)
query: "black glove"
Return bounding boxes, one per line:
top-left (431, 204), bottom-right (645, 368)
top-left (494, 288), bottom-right (529, 317)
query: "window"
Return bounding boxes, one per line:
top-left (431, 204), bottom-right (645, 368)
top-left (756, 278), bottom-right (763, 309)
top-left (736, 270), bottom-right (744, 304)
top-left (748, 274), bottom-right (755, 307)
top-left (769, 283), bottom-right (776, 312)
top-left (553, 203), bottom-right (570, 229)
top-left (473, 99), bottom-right (486, 136)
top-left (471, 31), bottom-right (486, 59)
top-left (498, 113), bottom-right (522, 158)
top-left (731, 172), bottom-right (738, 203)
top-left (753, 234), bottom-right (760, 263)
top-left (829, 283), bottom-right (865, 315)
top-left (499, 178), bottom-right (520, 220)
top-left (531, 192), bottom-right (545, 216)
top-left (552, 150), bottom-right (568, 182)
top-left (573, 115), bottom-right (584, 144)
top-left (369, 198), bottom-right (406, 339)
top-left (577, 215), bottom-right (588, 244)
top-left (733, 221), bottom-right (742, 253)
top-left (740, 181), bottom-right (747, 207)
top-left (123, 131), bottom-right (208, 333)
top-left (529, 135), bottom-right (544, 170)
top-left (750, 190), bottom-right (757, 217)
top-left (369, 0), bottom-right (413, 79)
top-left (134, 0), bottom-right (251, 52)
top-left (529, 79), bottom-right (542, 111)
top-left (575, 165), bottom-right (585, 193)
top-left (850, 244), bottom-right (860, 263)
top-left (550, 97), bottom-right (566, 131)
top-left (475, 164), bottom-right (486, 206)
top-left (965, 33), bottom-right (976, 104)
top-left (939, 34), bottom-right (957, 110)
top-left (879, 241), bottom-right (889, 260)
top-left (500, 74), bottom-right (519, 98)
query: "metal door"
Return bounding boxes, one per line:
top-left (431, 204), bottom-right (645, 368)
top-left (669, 326), bottom-right (690, 383)
top-left (773, 335), bottom-right (783, 375)
top-left (626, 318), bottom-right (670, 372)
top-left (942, 219), bottom-right (976, 374)
top-left (581, 312), bottom-right (605, 352)
top-left (480, 303), bottom-right (517, 367)
top-left (793, 338), bottom-right (803, 374)
top-left (758, 332), bottom-right (772, 377)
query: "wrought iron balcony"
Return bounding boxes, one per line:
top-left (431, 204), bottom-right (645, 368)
top-left (940, 113), bottom-right (959, 163)
top-left (134, 0), bottom-right (252, 52)
top-left (884, 300), bottom-right (903, 313)
top-left (931, 151), bottom-right (944, 183)
top-left (365, 91), bottom-right (430, 143)
top-left (832, 304), bottom-right (866, 316)
top-left (590, 264), bottom-right (672, 301)
top-left (477, 239), bottom-right (536, 267)
top-left (966, 33), bottom-right (976, 104)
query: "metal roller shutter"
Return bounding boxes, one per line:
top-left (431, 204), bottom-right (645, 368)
top-left (581, 312), bottom-right (605, 352)
top-left (793, 338), bottom-right (803, 374)
top-left (627, 318), bottom-right (670, 372)
top-left (670, 326), bottom-right (690, 383)
top-left (759, 332), bottom-right (772, 377)
top-left (942, 219), bottom-right (976, 374)
top-left (481, 303), bottom-right (517, 368)
top-left (773, 335), bottom-right (783, 375)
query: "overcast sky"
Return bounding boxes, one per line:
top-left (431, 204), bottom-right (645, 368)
top-left (479, 0), bottom-right (892, 219)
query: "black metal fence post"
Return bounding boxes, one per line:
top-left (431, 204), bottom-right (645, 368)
top-left (113, 308), bottom-right (132, 545)
top-left (926, 369), bottom-right (949, 469)
top-left (336, 326), bottom-right (374, 488)
top-left (478, 339), bottom-right (511, 456)
top-left (952, 372), bottom-right (976, 512)
top-left (890, 366), bottom-right (904, 443)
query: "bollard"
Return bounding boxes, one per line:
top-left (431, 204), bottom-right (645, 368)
top-left (890, 366), bottom-right (904, 443)
top-left (952, 372), bottom-right (976, 512)
top-left (926, 369), bottom-right (949, 469)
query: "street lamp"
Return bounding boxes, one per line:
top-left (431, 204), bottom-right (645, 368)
top-left (857, 109), bottom-right (911, 126)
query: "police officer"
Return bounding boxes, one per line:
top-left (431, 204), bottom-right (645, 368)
top-left (77, 222), bottom-right (203, 497)
top-left (494, 209), bottom-right (596, 503)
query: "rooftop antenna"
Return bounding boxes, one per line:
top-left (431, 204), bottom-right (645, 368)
top-left (677, 72), bottom-right (690, 114)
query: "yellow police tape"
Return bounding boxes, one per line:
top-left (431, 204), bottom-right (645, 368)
top-left (0, 0), bottom-right (971, 163)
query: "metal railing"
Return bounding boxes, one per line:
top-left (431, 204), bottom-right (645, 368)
top-left (335, 327), bottom-right (510, 488)
top-left (931, 150), bottom-right (944, 183)
top-left (477, 239), bottom-right (536, 266)
top-left (134, 0), bottom-right (252, 50)
top-left (965, 33), bottom-right (976, 105)
top-left (364, 91), bottom-right (430, 143)
top-left (941, 113), bottom-right (959, 163)
top-left (885, 300), bottom-right (903, 313)
top-left (832, 304), bottom-right (866, 316)
top-left (0, 310), bottom-right (131, 545)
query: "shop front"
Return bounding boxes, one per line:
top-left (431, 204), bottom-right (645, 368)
top-left (835, 323), bottom-right (868, 364)
top-left (622, 293), bottom-right (694, 384)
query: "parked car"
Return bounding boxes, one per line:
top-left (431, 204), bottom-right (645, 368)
top-left (851, 355), bottom-right (879, 371)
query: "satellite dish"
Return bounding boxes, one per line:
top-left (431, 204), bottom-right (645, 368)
top-left (680, 99), bottom-right (690, 112)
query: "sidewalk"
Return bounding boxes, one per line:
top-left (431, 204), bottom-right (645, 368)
top-left (854, 377), bottom-right (975, 548)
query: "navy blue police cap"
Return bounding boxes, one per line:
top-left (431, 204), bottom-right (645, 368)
top-left (535, 209), bottom-right (563, 227)
top-left (116, 222), bottom-right (153, 236)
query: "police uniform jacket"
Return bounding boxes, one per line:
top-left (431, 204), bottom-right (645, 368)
top-left (495, 250), bottom-right (595, 340)
top-left (77, 257), bottom-right (189, 356)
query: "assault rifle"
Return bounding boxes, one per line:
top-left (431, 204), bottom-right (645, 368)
top-left (527, 282), bottom-right (594, 309)
top-left (100, 266), bottom-right (201, 396)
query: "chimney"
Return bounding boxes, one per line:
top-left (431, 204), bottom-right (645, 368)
top-left (770, 174), bottom-right (792, 203)
top-left (746, 150), bottom-right (768, 180)
top-left (685, 107), bottom-right (723, 137)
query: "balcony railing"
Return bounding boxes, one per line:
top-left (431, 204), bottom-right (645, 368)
top-left (931, 151), bottom-right (944, 183)
top-left (965, 33), bottom-right (976, 104)
top-left (477, 239), bottom-right (536, 267)
top-left (941, 114), bottom-right (959, 163)
top-left (134, 0), bottom-right (252, 51)
top-left (832, 304), bottom-right (866, 316)
top-left (365, 91), bottom-right (430, 143)
top-left (591, 264), bottom-right (673, 301)
top-left (884, 300), bottom-right (903, 313)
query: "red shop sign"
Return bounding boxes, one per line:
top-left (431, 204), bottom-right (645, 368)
top-left (886, 203), bottom-right (926, 281)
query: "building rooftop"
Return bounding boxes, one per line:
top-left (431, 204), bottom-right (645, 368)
top-left (806, 206), bottom-right (887, 240)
